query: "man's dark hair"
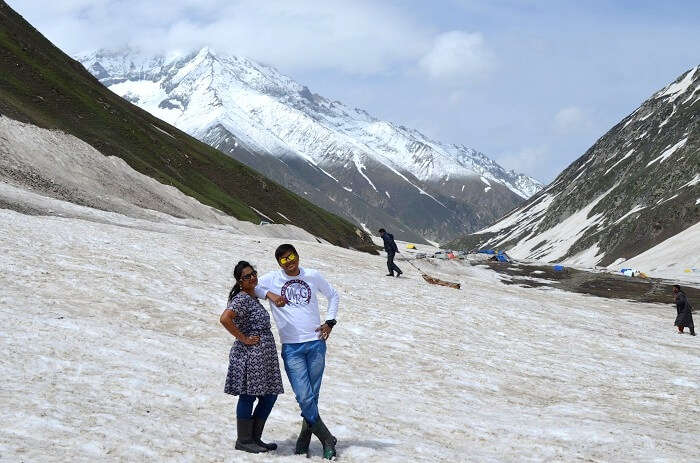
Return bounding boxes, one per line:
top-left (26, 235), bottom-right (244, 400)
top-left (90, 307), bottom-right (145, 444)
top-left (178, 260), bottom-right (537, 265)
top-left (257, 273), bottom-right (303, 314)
top-left (673, 284), bottom-right (681, 291)
top-left (378, 228), bottom-right (386, 233)
top-left (275, 243), bottom-right (298, 261)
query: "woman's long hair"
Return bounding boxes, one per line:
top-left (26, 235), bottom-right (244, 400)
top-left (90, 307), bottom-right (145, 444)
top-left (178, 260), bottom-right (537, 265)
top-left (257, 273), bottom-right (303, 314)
top-left (228, 260), bottom-right (254, 302)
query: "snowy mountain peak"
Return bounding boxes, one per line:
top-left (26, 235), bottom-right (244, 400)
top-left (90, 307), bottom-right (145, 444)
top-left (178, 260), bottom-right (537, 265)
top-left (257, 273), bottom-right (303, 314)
top-left (653, 65), bottom-right (699, 103)
top-left (79, 47), bottom-right (541, 198)
top-left (78, 47), bottom-right (543, 241)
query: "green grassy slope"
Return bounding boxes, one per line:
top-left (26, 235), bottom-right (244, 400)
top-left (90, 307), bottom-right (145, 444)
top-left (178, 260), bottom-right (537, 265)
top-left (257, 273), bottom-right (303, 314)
top-left (0, 1), bottom-right (376, 252)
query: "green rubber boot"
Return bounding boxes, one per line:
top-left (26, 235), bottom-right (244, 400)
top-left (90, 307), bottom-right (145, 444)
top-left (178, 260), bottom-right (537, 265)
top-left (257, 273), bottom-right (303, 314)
top-left (311, 417), bottom-right (337, 460)
top-left (294, 418), bottom-right (312, 455)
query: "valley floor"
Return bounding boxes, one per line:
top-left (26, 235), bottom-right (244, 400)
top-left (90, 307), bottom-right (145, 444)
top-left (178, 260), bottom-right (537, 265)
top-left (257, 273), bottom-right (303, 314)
top-left (1, 206), bottom-right (699, 462)
top-left (479, 260), bottom-right (700, 304)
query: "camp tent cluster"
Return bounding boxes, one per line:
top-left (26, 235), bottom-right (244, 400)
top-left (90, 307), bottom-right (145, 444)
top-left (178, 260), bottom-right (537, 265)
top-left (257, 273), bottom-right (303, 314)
top-left (620, 268), bottom-right (649, 278)
top-left (477, 249), bottom-right (511, 263)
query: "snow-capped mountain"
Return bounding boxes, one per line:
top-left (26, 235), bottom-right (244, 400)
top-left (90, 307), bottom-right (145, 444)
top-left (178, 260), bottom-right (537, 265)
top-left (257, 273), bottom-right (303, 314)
top-left (0, 3), bottom-right (378, 252)
top-left (78, 47), bottom-right (542, 243)
top-left (450, 66), bottom-right (700, 267)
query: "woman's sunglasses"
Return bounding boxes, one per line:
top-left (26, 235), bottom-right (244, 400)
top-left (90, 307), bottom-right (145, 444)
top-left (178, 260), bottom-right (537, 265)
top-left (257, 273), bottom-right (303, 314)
top-left (278, 253), bottom-right (297, 265)
top-left (240, 270), bottom-right (258, 281)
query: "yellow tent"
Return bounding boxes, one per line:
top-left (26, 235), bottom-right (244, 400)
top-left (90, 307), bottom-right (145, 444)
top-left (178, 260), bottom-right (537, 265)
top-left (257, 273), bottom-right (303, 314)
top-left (406, 244), bottom-right (416, 249)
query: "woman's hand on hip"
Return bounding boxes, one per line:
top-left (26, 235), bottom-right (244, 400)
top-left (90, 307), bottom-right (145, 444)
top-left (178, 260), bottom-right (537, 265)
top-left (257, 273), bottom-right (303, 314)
top-left (241, 335), bottom-right (260, 345)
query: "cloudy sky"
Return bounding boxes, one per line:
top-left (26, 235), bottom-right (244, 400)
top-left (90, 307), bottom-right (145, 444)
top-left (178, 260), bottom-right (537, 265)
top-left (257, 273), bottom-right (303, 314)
top-left (9, 0), bottom-right (699, 183)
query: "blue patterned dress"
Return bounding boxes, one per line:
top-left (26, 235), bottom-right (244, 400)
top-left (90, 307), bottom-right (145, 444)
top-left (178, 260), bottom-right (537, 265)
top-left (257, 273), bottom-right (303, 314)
top-left (224, 292), bottom-right (284, 396)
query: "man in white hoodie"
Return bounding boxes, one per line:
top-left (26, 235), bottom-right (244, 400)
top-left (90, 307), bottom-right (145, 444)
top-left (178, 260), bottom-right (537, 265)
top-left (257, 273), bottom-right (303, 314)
top-left (255, 243), bottom-right (339, 459)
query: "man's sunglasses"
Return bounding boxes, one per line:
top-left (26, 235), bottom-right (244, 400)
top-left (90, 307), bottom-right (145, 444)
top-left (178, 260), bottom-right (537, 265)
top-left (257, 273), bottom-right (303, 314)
top-left (279, 253), bottom-right (297, 265)
top-left (240, 270), bottom-right (257, 281)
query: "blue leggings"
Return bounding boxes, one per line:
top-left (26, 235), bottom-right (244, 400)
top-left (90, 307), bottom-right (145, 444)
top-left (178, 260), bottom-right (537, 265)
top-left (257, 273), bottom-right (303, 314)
top-left (236, 394), bottom-right (278, 420)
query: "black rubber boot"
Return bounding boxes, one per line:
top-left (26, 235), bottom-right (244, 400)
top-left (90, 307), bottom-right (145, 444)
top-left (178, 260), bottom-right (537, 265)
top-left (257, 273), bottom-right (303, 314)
top-left (252, 417), bottom-right (277, 451)
top-left (311, 417), bottom-right (337, 460)
top-left (235, 418), bottom-right (267, 453)
top-left (294, 418), bottom-right (312, 455)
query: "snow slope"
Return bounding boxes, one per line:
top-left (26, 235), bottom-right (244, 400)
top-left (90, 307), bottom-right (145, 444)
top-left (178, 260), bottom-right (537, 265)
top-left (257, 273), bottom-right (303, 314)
top-left (0, 116), bottom-right (321, 241)
top-left (1, 191), bottom-right (698, 461)
top-left (609, 221), bottom-right (700, 282)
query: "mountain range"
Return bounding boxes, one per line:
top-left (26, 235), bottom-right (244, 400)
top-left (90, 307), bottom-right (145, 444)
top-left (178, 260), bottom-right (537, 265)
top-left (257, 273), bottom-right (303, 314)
top-left (4, 0), bottom-right (694, 271)
top-left (0, 1), bottom-right (374, 252)
top-left (449, 65), bottom-right (700, 267)
top-left (78, 47), bottom-right (542, 243)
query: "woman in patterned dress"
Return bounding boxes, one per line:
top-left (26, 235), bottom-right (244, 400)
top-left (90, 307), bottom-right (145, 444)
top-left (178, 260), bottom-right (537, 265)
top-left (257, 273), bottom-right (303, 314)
top-left (220, 261), bottom-right (284, 453)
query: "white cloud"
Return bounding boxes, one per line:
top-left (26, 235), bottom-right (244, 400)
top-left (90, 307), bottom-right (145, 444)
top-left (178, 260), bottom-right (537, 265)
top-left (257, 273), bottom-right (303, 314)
top-left (553, 106), bottom-right (592, 133)
top-left (496, 145), bottom-right (550, 182)
top-left (419, 31), bottom-right (494, 83)
top-left (9, 0), bottom-right (433, 76)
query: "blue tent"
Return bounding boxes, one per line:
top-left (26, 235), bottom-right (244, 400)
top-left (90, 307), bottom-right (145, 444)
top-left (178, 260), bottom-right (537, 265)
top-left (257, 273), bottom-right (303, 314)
top-left (478, 249), bottom-right (496, 255)
top-left (553, 265), bottom-right (564, 272)
top-left (496, 251), bottom-right (510, 263)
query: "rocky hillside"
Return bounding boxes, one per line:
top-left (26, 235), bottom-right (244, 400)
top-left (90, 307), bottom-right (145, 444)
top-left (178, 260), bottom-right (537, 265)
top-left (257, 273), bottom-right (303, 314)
top-left (449, 66), bottom-right (700, 266)
top-left (0, 1), bottom-right (374, 251)
top-left (78, 47), bottom-right (542, 243)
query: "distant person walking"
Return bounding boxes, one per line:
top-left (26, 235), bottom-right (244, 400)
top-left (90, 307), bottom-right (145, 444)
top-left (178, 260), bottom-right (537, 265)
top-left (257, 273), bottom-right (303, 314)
top-left (673, 284), bottom-right (695, 336)
top-left (379, 228), bottom-right (402, 277)
top-left (256, 244), bottom-right (339, 460)
top-left (220, 261), bottom-right (284, 454)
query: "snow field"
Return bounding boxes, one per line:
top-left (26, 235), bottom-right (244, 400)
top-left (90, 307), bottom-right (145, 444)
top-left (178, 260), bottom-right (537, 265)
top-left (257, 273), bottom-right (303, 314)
top-left (1, 206), bottom-right (699, 462)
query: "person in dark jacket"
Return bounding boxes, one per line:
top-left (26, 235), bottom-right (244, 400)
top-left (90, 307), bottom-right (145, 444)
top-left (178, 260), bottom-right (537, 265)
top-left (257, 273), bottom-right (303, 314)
top-left (673, 284), bottom-right (695, 336)
top-left (379, 228), bottom-right (402, 277)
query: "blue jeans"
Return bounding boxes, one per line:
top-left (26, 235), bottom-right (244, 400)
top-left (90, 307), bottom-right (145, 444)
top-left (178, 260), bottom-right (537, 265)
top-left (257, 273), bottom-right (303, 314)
top-left (236, 394), bottom-right (278, 420)
top-left (281, 340), bottom-right (326, 425)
